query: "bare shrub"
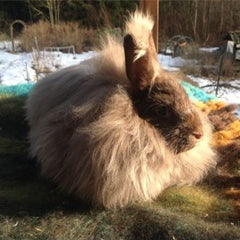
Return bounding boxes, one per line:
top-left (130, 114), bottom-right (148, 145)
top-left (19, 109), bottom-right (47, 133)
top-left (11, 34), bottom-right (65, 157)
top-left (180, 63), bottom-right (201, 77)
top-left (221, 58), bottom-right (238, 79)
top-left (159, 0), bottom-right (240, 46)
top-left (198, 53), bottom-right (219, 78)
top-left (0, 32), bottom-right (10, 41)
top-left (179, 49), bottom-right (240, 81)
top-left (20, 21), bottom-right (97, 53)
top-left (31, 48), bottom-right (62, 80)
top-left (199, 54), bottom-right (240, 80)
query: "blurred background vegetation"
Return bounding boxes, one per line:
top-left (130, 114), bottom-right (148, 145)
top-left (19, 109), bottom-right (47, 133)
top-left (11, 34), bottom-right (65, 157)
top-left (0, 0), bottom-right (240, 46)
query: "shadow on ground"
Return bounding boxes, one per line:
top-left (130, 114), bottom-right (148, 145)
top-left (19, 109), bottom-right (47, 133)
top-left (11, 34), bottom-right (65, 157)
top-left (0, 95), bottom-right (92, 216)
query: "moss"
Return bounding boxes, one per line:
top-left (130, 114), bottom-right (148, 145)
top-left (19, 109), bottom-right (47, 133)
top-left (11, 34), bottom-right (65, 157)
top-left (158, 186), bottom-right (233, 220)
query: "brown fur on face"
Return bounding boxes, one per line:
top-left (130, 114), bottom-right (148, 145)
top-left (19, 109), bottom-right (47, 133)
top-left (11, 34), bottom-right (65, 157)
top-left (131, 74), bottom-right (204, 154)
top-left (26, 11), bottom-right (217, 208)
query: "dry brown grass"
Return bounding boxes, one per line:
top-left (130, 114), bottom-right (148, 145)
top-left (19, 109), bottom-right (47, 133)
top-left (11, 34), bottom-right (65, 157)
top-left (178, 48), bottom-right (240, 81)
top-left (198, 55), bottom-right (240, 80)
top-left (20, 21), bottom-right (98, 53)
top-left (0, 32), bottom-right (9, 41)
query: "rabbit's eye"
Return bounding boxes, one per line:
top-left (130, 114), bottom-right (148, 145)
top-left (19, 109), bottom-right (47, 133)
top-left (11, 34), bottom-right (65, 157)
top-left (158, 106), bottom-right (169, 118)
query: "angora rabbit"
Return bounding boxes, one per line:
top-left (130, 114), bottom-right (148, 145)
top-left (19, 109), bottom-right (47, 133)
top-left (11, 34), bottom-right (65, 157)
top-left (26, 11), bottom-right (217, 208)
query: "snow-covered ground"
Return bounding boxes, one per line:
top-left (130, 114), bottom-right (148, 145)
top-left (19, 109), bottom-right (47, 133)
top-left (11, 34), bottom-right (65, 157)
top-left (0, 41), bottom-right (96, 85)
top-left (0, 41), bottom-right (239, 116)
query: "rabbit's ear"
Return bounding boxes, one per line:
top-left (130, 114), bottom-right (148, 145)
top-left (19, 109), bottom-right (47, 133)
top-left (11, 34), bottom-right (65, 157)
top-left (124, 33), bottom-right (159, 91)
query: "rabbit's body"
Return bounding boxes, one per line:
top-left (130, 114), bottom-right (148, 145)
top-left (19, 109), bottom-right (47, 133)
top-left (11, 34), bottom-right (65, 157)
top-left (26, 12), bottom-right (217, 208)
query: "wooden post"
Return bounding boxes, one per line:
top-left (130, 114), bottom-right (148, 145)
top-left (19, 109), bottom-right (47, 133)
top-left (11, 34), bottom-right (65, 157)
top-left (140, 0), bottom-right (159, 52)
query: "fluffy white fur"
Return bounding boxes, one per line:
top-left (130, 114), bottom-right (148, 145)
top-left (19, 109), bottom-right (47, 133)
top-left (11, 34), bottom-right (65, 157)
top-left (26, 11), bottom-right (217, 208)
top-left (125, 11), bottom-right (154, 60)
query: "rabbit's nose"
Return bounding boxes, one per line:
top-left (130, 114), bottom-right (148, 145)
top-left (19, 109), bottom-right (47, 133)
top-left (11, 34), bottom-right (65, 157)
top-left (192, 131), bottom-right (203, 140)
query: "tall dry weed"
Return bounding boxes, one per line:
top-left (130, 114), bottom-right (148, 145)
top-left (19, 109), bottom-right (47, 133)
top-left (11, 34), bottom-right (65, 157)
top-left (20, 21), bottom-right (97, 53)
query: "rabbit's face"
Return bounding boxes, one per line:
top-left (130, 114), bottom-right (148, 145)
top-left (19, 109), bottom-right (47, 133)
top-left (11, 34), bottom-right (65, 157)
top-left (132, 78), bottom-right (204, 154)
top-left (124, 32), bottom-right (203, 154)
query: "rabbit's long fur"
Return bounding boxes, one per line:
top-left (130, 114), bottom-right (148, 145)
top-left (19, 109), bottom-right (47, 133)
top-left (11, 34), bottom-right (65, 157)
top-left (26, 11), bottom-right (217, 208)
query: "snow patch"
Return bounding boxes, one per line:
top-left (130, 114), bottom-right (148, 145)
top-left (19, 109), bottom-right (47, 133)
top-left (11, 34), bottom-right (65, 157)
top-left (0, 42), bottom-right (239, 118)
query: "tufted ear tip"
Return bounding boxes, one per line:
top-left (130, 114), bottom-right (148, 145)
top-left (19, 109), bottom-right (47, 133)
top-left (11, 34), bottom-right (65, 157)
top-left (123, 11), bottom-right (161, 91)
top-left (124, 33), bottom-right (159, 91)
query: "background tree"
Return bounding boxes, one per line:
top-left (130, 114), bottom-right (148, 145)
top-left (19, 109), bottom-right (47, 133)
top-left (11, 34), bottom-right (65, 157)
top-left (1, 0), bottom-right (240, 46)
top-left (27, 0), bottom-right (61, 27)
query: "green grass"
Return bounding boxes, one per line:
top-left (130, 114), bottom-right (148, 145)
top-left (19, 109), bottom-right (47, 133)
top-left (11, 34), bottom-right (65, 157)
top-left (0, 93), bottom-right (239, 240)
top-left (158, 186), bottom-right (233, 220)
